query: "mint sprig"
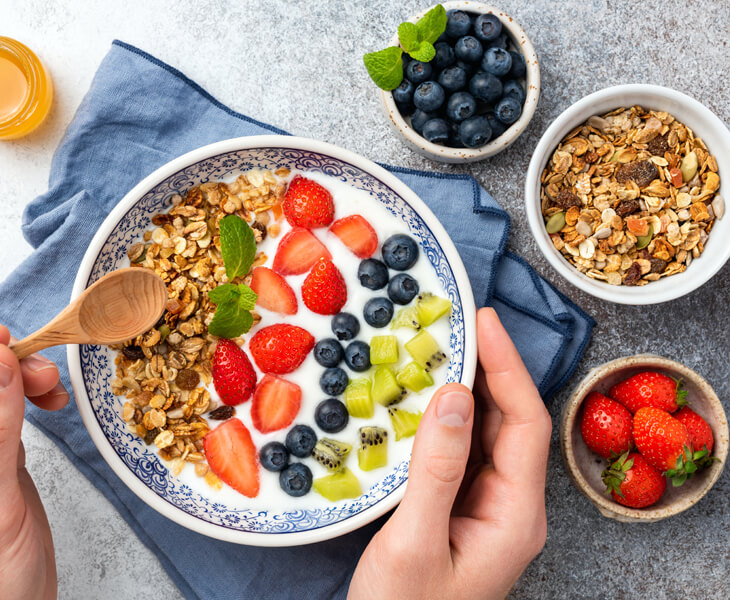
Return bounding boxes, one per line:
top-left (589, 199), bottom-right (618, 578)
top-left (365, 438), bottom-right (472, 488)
top-left (363, 4), bottom-right (447, 91)
top-left (207, 215), bottom-right (258, 339)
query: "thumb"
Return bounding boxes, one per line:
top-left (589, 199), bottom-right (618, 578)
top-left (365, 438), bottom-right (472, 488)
top-left (394, 383), bottom-right (474, 545)
top-left (0, 344), bottom-right (24, 497)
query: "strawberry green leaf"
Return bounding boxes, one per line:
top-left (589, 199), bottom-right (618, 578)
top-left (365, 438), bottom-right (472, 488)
top-left (397, 22), bottom-right (420, 53)
top-left (208, 301), bottom-right (254, 339)
top-left (208, 283), bottom-right (238, 305)
top-left (671, 473), bottom-right (687, 487)
top-left (219, 215), bottom-right (256, 281)
top-left (408, 40), bottom-right (436, 63)
top-left (415, 4), bottom-right (447, 44)
top-left (363, 47), bottom-right (404, 90)
top-left (685, 461), bottom-right (697, 474)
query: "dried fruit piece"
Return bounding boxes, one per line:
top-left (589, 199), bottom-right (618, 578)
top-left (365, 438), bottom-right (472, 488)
top-left (176, 368), bottom-right (200, 390)
top-left (209, 405), bottom-right (235, 420)
top-left (556, 190), bottom-right (581, 209)
top-left (615, 199), bottom-right (640, 217)
top-left (122, 345), bottom-right (145, 360)
top-left (646, 133), bottom-right (669, 156)
top-left (668, 167), bottom-right (683, 187)
top-left (623, 262), bottom-right (642, 285)
top-left (615, 160), bottom-right (658, 187)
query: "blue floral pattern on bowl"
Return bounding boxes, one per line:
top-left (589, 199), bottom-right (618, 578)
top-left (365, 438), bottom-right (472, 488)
top-left (80, 147), bottom-right (465, 534)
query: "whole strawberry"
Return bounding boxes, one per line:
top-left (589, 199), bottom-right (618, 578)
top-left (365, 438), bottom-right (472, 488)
top-left (609, 371), bottom-right (687, 413)
top-left (282, 176), bottom-right (335, 228)
top-left (602, 452), bottom-right (666, 508)
top-left (675, 406), bottom-right (714, 454)
top-left (302, 258), bottom-right (347, 315)
top-left (580, 391), bottom-right (633, 458)
top-left (249, 324), bottom-right (314, 374)
top-left (632, 406), bottom-right (695, 486)
top-left (212, 339), bottom-right (257, 406)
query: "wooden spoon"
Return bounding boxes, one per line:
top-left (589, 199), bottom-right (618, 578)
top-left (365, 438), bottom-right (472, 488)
top-left (10, 268), bottom-right (168, 359)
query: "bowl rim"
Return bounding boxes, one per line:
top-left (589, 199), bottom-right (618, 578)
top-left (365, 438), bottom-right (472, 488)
top-left (524, 83), bottom-right (730, 305)
top-left (380, 1), bottom-right (540, 163)
top-left (67, 134), bottom-right (478, 546)
top-left (560, 354), bottom-right (728, 522)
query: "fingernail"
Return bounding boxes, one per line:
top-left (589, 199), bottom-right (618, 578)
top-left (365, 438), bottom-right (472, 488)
top-left (436, 390), bottom-right (472, 427)
top-left (23, 355), bottom-right (55, 373)
top-left (0, 361), bottom-right (14, 389)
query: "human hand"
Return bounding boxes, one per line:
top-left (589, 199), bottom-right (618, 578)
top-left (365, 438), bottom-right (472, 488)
top-left (0, 325), bottom-right (68, 600)
top-left (349, 308), bottom-right (552, 600)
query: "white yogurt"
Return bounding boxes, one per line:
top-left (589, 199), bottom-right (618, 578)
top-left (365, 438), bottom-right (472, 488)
top-left (122, 170), bottom-right (452, 511)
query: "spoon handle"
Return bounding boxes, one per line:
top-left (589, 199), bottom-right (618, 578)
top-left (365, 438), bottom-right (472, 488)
top-left (10, 306), bottom-right (86, 359)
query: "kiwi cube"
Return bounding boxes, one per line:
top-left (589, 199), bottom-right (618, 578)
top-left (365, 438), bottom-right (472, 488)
top-left (372, 366), bottom-right (406, 406)
top-left (370, 335), bottom-right (399, 365)
top-left (344, 378), bottom-right (374, 418)
top-left (312, 467), bottom-right (363, 502)
top-left (396, 361), bottom-right (434, 392)
top-left (390, 306), bottom-right (421, 330)
top-left (388, 407), bottom-right (423, 441)
top-left (405, 329), bottom-right (447, 371)
top-left (312, 438), bottom-right (352, 471)
top-left (416, 293), bottom-right (451, 326)
top-left (357, 426), bottom-right (388, 471)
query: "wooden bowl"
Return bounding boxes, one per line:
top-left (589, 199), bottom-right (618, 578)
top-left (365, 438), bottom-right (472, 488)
top-left (560, 354), bottom-right (728, 522)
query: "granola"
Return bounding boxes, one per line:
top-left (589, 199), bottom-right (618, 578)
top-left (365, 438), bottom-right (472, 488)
top-left (110, 167), bottom-right (288, 482)
top-left (540, 106), bottom-right (723, 286)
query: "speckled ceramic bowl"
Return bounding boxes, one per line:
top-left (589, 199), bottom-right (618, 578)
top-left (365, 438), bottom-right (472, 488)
top-left (561, 354), bottom-right (728, 523)
top-left (380, 2), bottom-right (540, 163)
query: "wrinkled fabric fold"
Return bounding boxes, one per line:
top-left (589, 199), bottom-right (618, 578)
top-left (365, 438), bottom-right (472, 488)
top-left (1, 40), bottom-right (594, 600)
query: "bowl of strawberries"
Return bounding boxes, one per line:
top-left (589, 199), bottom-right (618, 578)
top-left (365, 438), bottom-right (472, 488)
top-left (561, 354), bottom-right (728, 522)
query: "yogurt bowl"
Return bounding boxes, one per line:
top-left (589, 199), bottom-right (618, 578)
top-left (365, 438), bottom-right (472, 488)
top-left (69, 135), bottom-right (477, 546)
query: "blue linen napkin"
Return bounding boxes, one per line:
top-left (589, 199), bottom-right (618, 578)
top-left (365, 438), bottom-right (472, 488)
top-left (1, 41), bottom-right (594, 600)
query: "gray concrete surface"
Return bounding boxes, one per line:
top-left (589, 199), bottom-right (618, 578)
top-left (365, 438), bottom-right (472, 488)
top-left (1, 0), bottom-right (728, 598)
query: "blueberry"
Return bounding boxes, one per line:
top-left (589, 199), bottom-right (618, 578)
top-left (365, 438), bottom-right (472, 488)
top-left (364, 297), bottom-right (394, 328)
top-left (285, 425), bottom-right (317, 458)
top-left (344, 341), bottom-right (371, 372)
top-left (448, 121), bottom-right (465, 148)
top-left (446, 9), bottom-right (472, 37)
top-left (487, 33), bottom-right (509, 50)
top-left (259, 442), bottom-right (289, 472)
top-left (495, 95), bottom-right (522, 124)
top-left (508, 51), bottom-right (526, 78)
top-left (314, 398), bottom-right (349, 433)
top-left (279, 463), bottom-right (312, 497)
top-left (405, 60), bottom-right (432, 84)
top-left (503, 79), bottom-right (526, 104)
top-left (455, 59), bottom-right (475, 77)
top-left (433, 42), bottom-right (455, 70)
top-left (485, 112), bottom-right (507, 138)
top-left (473, 14), bottom-right (502, 42)
top-left (481, 48), bottom-right (512, 77)
top-left (446, 91), bottom-right (477, 123)
top-left (358, 258), bottom-right (389, 290)
top-left (387, 273), bottom-right (420, 304)
top-left (320, 367), bottom-right (349, 396)
top-left (410, 109), bottom-right (437, 135)
top-left (395, 100), bottom-right (415, 117)
top-left (454, 36), bottom-right (483, 63)
top-left (413, 81), bottom-right (445, 112)
top-left (459, 116), bottom-right (493, 148)
top-left (331, 312), bottom-right (360, 341)
top-left (468, 71), bottom-right (503, 104)
top-left (436, 30), bottom-right (450, 44)
top-left (438, 66), bottom-right (467, 92)
top-left (313, 338), bottom-right (344, 368)
top-left (422, 118), bottom-right (449, 144)
top-left (382, 233), bottom-right (419, 270)
top-left (392, 78), bottom-right (415, 105)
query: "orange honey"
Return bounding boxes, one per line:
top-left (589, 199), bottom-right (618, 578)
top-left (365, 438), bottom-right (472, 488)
top-left (0, 37), bottom-right (53, 140)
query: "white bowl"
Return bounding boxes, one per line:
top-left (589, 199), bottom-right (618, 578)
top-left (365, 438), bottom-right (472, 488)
top-left (380, 2), bottom-right (540, 163)
top-left (525, 84), bottom-right (730, 305)
top-left (68, 135), bottom-right (477, 546)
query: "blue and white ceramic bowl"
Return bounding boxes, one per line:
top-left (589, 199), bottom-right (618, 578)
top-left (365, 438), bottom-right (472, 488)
top-left (69, 136), bottom-right (477, 546)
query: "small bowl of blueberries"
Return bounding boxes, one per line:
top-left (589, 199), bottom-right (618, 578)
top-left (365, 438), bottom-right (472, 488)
top-left (366, 2), bottom-right (539, 163)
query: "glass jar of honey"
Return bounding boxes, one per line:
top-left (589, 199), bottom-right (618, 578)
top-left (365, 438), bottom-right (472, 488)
top-left (0, 37), bottom-right (53, 140)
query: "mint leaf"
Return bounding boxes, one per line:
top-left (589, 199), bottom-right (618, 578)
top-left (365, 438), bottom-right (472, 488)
top-left (408, 41), bottom-right (436, 63)
top-left (208, 283), bottom-right (238, 305)
top-left (363, 47), bottom-right (404, 90)
top-left (219, 215), bottom-right (256, 281)
top-left (398, 22), bottom-right (420, 53)
top-left (208, 300), bottom-right (255, 339)
top-left (236, 284), bottom-right (257, 311)
top-left (415, 4), bottom-right (447, 44)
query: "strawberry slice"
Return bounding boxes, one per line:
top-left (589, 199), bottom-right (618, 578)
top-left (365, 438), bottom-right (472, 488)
top-left (203, 418), bottom-right (260, 497)
top-left (250, 267), bottom-right (297, 315)
top-left (282, 176), bottom-right (335, 228)
top-left (272, 227), bottom-right (332, 275)
top-left (251, 375), bottom-right (302, 433)
top-left (212, 339), bottom-right (257, 406)
top-left (302, 258), bottom-right (347, 315)
top-left (249, 324), bottom-right (315, 374)
top-left (329, 215), bottom-right (378, 259)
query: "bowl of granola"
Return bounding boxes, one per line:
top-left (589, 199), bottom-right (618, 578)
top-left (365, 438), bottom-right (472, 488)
top-left (525, 85), bottom-right (729, 304)
top-left (68, 135), bottom-right (477, 546)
